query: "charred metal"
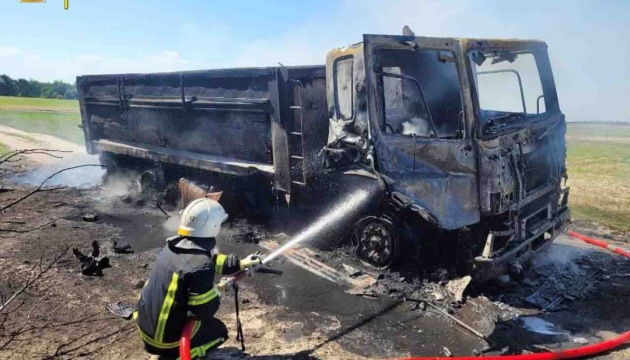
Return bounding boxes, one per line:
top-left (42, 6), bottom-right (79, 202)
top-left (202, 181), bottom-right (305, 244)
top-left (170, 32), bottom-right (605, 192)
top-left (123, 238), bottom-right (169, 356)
top-left (77, 33), bottom-right (570, 281)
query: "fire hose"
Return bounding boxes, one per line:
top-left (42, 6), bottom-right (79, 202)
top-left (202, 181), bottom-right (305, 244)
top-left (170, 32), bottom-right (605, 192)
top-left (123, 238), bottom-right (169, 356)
top-left (398, 231), bottom-right (630, 360)
top-left (179, 231), bottom-right (630, 360)
top-left (396, 330), bottom-right (630, 360)
top-left (567, 230), bottom-right (630, 260)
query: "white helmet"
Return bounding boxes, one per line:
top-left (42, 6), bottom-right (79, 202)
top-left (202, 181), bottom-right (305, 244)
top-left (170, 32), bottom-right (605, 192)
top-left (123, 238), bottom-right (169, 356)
top-left (177, 198), bottom-right (228, 238)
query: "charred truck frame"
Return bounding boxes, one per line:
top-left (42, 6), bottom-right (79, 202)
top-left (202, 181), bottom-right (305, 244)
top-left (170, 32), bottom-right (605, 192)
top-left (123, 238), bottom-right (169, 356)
top-left (77, 34), bottom-right (570, 281)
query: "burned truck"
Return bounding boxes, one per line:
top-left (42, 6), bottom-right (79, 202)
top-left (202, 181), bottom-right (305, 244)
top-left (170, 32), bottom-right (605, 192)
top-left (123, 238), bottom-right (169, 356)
top-left (77, 34), bottom-right (570, 280)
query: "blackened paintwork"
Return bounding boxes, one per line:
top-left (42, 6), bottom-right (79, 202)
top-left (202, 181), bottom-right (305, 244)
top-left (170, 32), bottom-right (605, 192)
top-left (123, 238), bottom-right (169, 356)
top-left (359, 35), bottom-right (480, 230)
top-left (78, 34), bottom-right (569, 279)
top-left (77, 66), bottom-right (327, 194)
top-left (324, 34), bottom-right (569, 278)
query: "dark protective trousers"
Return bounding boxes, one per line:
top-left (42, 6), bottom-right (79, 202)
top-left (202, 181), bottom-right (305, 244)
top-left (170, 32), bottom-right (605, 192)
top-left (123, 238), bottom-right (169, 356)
top-left (143, 317), bottom-right (228, 359)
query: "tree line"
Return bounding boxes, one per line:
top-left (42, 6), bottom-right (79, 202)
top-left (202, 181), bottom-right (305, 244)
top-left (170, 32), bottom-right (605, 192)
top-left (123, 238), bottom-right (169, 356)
top-left (0, 74), bottom-right (78, 100)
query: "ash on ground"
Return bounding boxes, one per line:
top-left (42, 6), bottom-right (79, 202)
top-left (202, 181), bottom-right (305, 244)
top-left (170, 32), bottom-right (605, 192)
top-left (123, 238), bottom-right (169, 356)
top-left (223, 218), bottom-right (266, 244)
top-left (318, 245), bottom-right (467, 315)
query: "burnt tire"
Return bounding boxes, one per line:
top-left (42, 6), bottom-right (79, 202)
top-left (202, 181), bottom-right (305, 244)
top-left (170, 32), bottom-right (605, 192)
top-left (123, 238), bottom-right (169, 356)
top-left (353, 216), bottom-right (399, 269)
top-left (138, 169), bottom-right (165, 194)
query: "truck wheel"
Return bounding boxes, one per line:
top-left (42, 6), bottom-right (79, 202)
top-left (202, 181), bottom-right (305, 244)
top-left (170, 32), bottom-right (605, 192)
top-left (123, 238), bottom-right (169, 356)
top-left (353, 216), bottom-right (398, 269)
top-left (137, 169), bottom-right (165, 201)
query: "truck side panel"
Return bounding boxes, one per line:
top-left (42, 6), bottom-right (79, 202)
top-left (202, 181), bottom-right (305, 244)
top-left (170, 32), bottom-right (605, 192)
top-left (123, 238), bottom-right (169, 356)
top-left (77, 66), bottom-right (327, 192)
top-left (78, 70), bottom-right (275, 163)
top-left (91, 105), bottom-right (272, 163)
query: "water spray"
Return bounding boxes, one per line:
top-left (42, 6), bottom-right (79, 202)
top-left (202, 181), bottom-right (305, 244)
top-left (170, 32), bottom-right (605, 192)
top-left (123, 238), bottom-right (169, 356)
top-left (216, 188), bottom-right (373, 284)
top-left (262, 189), bottom-right (371, 264)
top-left (180, 187), bottom-right (376, 360)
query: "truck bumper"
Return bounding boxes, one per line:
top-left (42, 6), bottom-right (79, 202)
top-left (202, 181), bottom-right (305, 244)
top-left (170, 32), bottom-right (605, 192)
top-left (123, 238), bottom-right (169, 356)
top-left (472, 207), bottom-right (570, 282)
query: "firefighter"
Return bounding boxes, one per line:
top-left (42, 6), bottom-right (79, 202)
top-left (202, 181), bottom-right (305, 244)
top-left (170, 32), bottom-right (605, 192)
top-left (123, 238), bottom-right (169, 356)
top-left (134, 198), bottom-right (261, 359)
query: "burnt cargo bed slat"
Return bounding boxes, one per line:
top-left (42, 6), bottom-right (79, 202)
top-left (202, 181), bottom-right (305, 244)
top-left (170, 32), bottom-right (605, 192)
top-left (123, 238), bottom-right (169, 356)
top-left (83, 96), bottom-right (272, 112)
top-left (94, 140), bottom-right (275, 176)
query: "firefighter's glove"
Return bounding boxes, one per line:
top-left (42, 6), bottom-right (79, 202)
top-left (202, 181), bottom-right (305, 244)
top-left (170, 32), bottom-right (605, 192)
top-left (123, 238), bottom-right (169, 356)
top-left (217, 276), bottom-right (234, 292)
top-left (239, 252), bottom-right (262, 271)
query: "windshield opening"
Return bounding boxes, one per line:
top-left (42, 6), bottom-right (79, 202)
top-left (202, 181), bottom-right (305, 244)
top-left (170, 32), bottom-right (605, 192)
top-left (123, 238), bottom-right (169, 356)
top-left (375, 48), bottom-right (464, 139)
top-left (469, 51), bottom-right (546, 130)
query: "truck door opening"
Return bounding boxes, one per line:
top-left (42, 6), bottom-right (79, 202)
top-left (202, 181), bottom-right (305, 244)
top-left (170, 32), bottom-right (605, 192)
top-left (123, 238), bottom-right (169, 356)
top-left (375, 48), bottom-right (464, 139)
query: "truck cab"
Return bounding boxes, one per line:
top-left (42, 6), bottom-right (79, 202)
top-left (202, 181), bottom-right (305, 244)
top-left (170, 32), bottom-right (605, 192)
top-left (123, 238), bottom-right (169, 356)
top-left (325, 35), bottom-right (570, 279)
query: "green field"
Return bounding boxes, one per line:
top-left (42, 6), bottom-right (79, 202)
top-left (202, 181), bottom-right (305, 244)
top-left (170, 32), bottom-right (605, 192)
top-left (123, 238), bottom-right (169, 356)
top-left (0, 96), bottom-right (627, 233)
top-left (0, 96), bottom-right (83, 144)
top-left (0, 96), bottom-right (79, 112)
top-left (566, 123), bottom-right (630, 233)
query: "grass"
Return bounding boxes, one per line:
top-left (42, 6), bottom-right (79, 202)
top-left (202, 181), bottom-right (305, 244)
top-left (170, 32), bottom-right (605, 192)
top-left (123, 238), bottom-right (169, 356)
top-left (0, 97), bottom-right (83, 144)
top-left (566, 122), bottom-right (630, 138)
top-left (566, 123), bottom-right (630, 233)
top-left (0, 96), bottom-right (79, 112)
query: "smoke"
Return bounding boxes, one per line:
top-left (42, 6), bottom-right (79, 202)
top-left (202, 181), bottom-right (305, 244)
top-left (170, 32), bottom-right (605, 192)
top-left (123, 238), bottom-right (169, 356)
top-left (532, 242), bottom-right (587, 269)
top-left (14, 153), bottom-right (105, 189)
top-left (520, 317), bottom-right (566, 336)
top-left (162, 215), bottom-right (180, 234)
top-left (85, 170), bottom-right (145, 219)
top-left (100, 172), bottom-right (139, 198)
top-left (402, 117), bottom-right (431, 136)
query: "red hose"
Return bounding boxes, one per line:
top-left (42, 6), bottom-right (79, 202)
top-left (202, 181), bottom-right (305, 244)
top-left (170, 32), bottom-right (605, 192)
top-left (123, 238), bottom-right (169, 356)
top-left (399, 231), bottom-right (630, 360)
top-left (179, 272), bottom-right (248, 359)
top-left (397, 331), bottom-right (630, 360)
top-left (567, 231), bottom-right (630, 260)
top-left (178, 231), bottom-right (630, 360)
top-left (179, 320), bottom-right (195, 360)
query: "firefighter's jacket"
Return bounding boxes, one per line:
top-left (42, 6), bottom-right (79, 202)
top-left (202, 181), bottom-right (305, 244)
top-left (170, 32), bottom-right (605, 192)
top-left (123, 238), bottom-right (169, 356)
top-left (134, 236), bottom-right (241, 349)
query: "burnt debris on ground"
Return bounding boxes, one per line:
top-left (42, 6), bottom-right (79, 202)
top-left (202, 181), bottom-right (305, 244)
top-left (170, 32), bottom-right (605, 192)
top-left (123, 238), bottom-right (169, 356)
top-left (224, 219), bottom-right (266, 244)
top-left (72, 240), bottom-right (111, 276)
top-left (0, 167), bottom-right (628, 358)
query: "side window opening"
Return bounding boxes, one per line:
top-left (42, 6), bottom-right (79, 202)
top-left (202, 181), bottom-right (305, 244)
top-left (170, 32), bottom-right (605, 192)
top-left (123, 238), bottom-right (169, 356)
top-left (376, 48), bottom-right (464, 139)
top-left (334, 57), bottom-right (354, 120)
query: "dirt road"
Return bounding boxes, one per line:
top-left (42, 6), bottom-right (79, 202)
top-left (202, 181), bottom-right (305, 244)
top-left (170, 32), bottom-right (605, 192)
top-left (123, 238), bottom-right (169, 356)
top-left (0, 125), bottom-right (85, 164)
top-left (0, 132), bottom-right (629, 359)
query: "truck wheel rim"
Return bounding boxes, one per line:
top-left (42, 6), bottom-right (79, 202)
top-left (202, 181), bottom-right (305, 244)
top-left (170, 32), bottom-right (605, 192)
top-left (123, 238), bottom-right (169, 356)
top-left (355, 218), bottom-right (395, 268)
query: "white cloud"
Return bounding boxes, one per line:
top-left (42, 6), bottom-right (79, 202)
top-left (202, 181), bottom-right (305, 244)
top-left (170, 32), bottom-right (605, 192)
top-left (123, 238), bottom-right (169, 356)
top-left (77, 54), bottom-right (104, 61)
top-left (151, 51), bottom-right (189, 66)
top-left (0, 49), bottom-right (194, 82)
top-left (0, 47), bottom-right (24, 57)
top-left (228, 0), bottom-right (472, 68)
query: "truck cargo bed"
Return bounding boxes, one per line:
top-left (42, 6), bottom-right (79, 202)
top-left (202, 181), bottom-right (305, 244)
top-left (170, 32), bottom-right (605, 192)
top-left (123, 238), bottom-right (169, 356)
top-left (77, 66), bottom-right (327, 193)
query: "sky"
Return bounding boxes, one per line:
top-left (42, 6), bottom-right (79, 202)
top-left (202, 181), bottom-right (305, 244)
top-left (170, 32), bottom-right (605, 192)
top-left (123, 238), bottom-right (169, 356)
top-left (1, 0), bottom-right (628, 122)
